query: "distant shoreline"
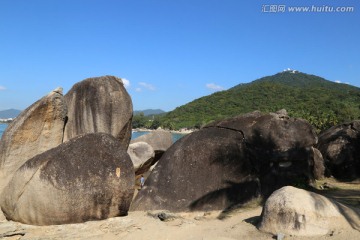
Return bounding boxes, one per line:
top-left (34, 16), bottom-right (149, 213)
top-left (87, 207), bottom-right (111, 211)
top-left (0, 124), bottom-right (194, 134)
top-left (132, 128), bottom-right (195, 135)
top-left (0, 121), bottom-right (11, 124)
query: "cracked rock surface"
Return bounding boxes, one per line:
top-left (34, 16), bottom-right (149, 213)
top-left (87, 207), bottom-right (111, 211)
top-left (131, 110), bottom-right (323, 212)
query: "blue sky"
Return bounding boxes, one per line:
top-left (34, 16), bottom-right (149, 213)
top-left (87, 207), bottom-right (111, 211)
top-left (0, 0), bottom-right (359, 111)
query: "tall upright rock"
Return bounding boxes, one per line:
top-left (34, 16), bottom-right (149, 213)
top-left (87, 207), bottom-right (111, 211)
top-left (0, 88), bottom-right (67, 192)
top-left (63, 76), bottom-right (133, 148)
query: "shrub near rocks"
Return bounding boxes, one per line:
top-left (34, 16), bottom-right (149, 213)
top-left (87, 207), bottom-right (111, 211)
top-left (0, 133), bottom-right (134, 226)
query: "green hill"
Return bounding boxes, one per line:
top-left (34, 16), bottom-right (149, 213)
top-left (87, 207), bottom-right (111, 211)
top-left (161, 71), bottom-right (360, 131)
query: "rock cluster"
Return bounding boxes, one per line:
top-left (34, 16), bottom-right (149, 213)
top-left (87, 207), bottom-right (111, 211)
top-left (129, 130), bottom-right (173, 175)
top-left (0, 76), bottom-right (134, 225)
top-left (127, 141), bottom-right (155, 175)
top-left (1, 73), bottom-right (360, 239)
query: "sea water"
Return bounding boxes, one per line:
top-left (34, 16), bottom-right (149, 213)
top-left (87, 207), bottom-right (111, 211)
top-left (132, 131), bottom-right (185, 142)
top-left (0, 124), bottom-right (185, 142)
top-left (0, 123), bottom-right (7, 138)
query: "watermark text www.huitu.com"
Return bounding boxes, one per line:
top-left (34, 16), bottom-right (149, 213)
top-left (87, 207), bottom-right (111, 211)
top-left (262, 5), bottom-right (355, 13)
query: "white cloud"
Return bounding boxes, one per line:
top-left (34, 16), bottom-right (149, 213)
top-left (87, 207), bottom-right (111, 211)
top-left (122, 78), bottom-right (130, 88)
top-left (135, 88), bottom-right (142, 92)
top-left (335, 80), bottom-right (341, 83)
top-left (206, 83), bottom-right (224, 91)
top-left (139, 82), bottom-right (155, 91)
top-left (0, 86), bottom-right (6, 91)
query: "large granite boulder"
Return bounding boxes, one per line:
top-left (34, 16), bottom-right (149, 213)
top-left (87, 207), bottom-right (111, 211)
top-left (127, 142), bottom-right (155, 175)
top-left (63, 76), bottom-right (133, 148)
top-left (206, 110), bottom-right (321, 197)
top-left (0, 88), bottom-right (67, 192)
top-left (0, 133), bottom-right (134, 225)
top-left (317, 121), bottom-right (360, 180)
top-left (131, 110), bottom-right (321, 212)
top-left (258, 186), bottom-right (360, 236)
top-left (131, 127), bottom-right (257, 211)
top-left (131, 130), bottom-right (173, 161)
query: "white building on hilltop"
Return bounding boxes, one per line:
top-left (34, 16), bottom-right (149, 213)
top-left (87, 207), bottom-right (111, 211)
top-left (283, 68), bottom-right (298, 74)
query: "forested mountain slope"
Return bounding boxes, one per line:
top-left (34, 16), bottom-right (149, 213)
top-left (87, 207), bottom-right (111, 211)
top-left (162, 71), bottom-right (360, 131)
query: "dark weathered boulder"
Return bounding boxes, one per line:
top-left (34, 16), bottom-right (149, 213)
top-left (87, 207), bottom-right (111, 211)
top-left (63, 76), bottom-right (133, 148)
top-left (317, 121), bottom-right (360, 180)
top-left (127, 142), bottom-right (155, 175)
top-left (130, 127), bottom-right (258, 212)
top-left (0, 88), bottom-right (67, 193)
top-left (131, 110), bottom-right (320, 212)
top-left (131, 130), bottom-right (173, 161)
top-left (206, 110), bottom-right (317, 150)
top-left (206, 110), bottom-right (319, 197)
top-left (0, 133), bottom-right (134, 225)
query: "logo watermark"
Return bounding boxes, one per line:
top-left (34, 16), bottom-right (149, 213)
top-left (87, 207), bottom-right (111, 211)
top-left (261, 5), bottom-right (355, 13)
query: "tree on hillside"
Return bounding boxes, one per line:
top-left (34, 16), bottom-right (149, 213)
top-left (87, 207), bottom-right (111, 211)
top-left (132, 112), bottom-right (147, 128)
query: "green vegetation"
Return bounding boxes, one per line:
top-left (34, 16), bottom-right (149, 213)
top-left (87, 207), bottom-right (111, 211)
top-left (132, 112), bottom-right (164, 130)
top-left (138, 72), bottom-right (360, 132)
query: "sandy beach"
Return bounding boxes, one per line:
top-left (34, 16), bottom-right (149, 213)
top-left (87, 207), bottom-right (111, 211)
top-left (1, 178), bottom-right (360, 239)
top-left (1, 205), bottom-right (360, 240)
